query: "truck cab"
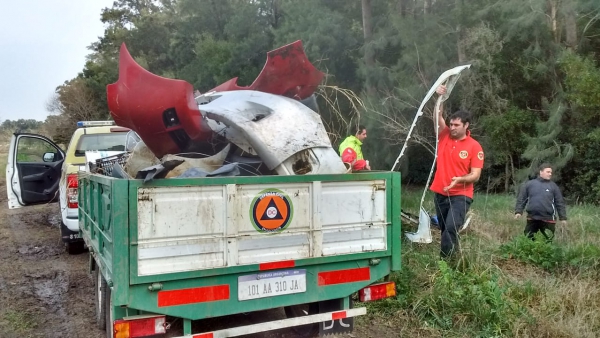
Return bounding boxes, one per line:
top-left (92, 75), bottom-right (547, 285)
top-left (6, 121), bottom-right (136, 254)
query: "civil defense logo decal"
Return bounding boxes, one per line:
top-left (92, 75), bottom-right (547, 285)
top-left (250, 189), bottom-right (294, 233)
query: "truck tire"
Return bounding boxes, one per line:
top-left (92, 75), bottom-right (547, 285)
top-left (66, 241), bottom-right (84, 255)
top-left (105, 284), bottom-right (113, 338)
top-left (284, 302), bottom-right (319, 337)
top-left (94, 268), bottom-right (108, 331)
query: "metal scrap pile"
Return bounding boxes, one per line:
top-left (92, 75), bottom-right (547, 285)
top-left (93, 40), bottom-right (346, 180)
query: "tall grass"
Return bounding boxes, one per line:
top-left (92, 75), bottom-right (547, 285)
top-left (362, 186), bottom-right (600, 337)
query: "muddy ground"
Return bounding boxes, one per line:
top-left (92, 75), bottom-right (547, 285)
top-left (0, 184), bottom-right (400, 338)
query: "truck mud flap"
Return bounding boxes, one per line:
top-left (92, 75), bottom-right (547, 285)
top-left (170, 307), bottom-right (366, 338)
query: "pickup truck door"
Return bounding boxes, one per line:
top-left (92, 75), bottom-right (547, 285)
top-left (6, 133), bottom-right (65, 209)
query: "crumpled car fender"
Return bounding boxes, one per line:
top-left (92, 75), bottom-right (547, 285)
top-left (209, 40), bottom-right (325, 100)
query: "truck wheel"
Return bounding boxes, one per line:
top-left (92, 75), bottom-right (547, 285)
top-left (105, 284), bottom-right (114, 338)
top-left (94, 268), bottom-right (108, 331)
top-left (66, 241), bottom-right (84, 255)
top-left (284, 302), bottom-right (319, 337)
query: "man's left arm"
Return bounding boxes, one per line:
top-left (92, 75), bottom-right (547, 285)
top-left (444, 167), bottom-right (482, 192)
top-left (452, 167), bottom-right (482, 183)
top-left (444, 145), bottom-right (484, 191)
top-left (553, 183), bottom-right (568, 223)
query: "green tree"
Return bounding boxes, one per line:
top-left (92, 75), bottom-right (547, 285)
top-left (481, 107), bottom-right (536, 192)
top-left (0, 119), bottom-right (43, 132)
top-left (518, 96), bottom-right (574, 182)
top-left (559, 50), bottom-right (600, 203)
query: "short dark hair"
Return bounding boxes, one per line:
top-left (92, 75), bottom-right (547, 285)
top-left (449, 110), bottom-right (472, 126)
top-left (538, 163), bottom-right (552, 172)
top-left (355, 125), bottom-right (366, 135)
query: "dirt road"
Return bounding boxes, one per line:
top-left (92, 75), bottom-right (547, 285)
top-left (0, 193), bottom-right (102, 338)
top-left (0, 185), bottom-right (397, 338)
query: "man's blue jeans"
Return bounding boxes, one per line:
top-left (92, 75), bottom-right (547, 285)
top-left (434, 193), bottom-right (473, 258)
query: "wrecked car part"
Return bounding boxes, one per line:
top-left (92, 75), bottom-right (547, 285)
top-left (107, 44), bottom-right (213, 158)
top-left (300, 94), bottom-right (319, 113)
top-left (199, 90), bottom-right (346, 175)
top-left (125, 130), bottom-right (142, 152)
top-left (209, 40), bottom-right (324, 101)
top-left (135, 160), bottom-right (185, 182)
top-left (206, 117), bottom-right (257, 156)
top-left (107, 41), bottom-right (324, 159)
top-left (224, 151), bottom-right (273, 176)
top-left (162, 144), bottom-right (230, 178)
top-left (124, 141), bottom-right (161, 178)
top-left (276, 148), bottom-right (346, 176)
top-left (110, 163), bottom-right (130, 179)
top-left (178, 162), bottom-right (241, 178)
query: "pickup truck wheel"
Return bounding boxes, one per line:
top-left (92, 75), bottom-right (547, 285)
top-left (284, 302), bottom-right (319, 337)
top-left (66, 241), bottom-right (84, 255)
top-left (94, 268), bottom-right (108, 331)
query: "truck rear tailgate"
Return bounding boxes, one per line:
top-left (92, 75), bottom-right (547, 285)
top-left (135, 179), bottom-right (388, 277)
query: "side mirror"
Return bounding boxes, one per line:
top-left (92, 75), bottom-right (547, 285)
top-left (43, 152), bottom-right (55, 162)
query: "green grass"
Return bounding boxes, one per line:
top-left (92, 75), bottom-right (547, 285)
top-left (0, 310), bottom-right (37, 335)
top-left (365, 187), bottom-right (600, 337)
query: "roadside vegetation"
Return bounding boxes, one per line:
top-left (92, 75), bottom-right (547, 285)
top-left (359, 188), bottom-right (600, 338)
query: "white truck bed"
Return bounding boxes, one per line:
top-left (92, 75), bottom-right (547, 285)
top-left (136, 180), bottom-right (388, 276)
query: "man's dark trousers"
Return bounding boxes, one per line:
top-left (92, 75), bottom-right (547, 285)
top-left (524, 219), bottom-right (555, 241)
top-left (434, 193), bottom-right (473, 257)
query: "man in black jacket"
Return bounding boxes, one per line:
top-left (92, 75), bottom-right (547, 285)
top-left (515, 163), bottom-right (568, 240)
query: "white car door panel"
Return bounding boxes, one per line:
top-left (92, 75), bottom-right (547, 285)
top-left (6, 133), bottom-right (64, 209)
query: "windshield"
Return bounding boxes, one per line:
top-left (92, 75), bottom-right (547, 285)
top-left (74, 133), bottom-right (128, 157)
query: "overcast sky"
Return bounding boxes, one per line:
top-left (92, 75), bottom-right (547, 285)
top-left (0, 0), bottom-right (114, 122)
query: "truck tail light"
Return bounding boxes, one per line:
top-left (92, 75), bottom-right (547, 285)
top-left (113, 315), bottom-right (166, 338)
top-left (359, 281), bottom-right (396, 302)
top-left (67, 174), bottom-right (78, 209)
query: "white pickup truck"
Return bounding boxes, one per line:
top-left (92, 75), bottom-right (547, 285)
top-left (6, 121), bottom-right (136, 253)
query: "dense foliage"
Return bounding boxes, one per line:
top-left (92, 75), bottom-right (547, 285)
top-left (21, 0), bottom-right (600, 202)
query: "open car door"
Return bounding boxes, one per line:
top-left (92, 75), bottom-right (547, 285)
top-left (6, 133), bottom-right (64, 209)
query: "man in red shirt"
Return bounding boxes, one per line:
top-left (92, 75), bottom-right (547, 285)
top-left (430, 85), bottom-right (484, 258)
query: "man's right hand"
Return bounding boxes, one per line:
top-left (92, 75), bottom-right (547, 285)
top-left (514, 213), bottom-right (521, 220)
top-left (436, 85), bottom-right (447, 96)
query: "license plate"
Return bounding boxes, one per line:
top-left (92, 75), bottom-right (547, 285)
top-left (238, 269), bottom-right (306, 301)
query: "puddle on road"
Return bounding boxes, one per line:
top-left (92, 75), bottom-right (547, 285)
top-left (26, 271), bottom-right (69, 316)
top-left (10, 205), bottom-right (60, 228)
